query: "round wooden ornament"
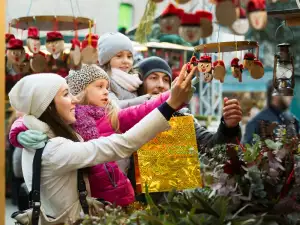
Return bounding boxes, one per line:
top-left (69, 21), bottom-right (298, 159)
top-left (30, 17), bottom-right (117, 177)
top-left (230, 7), bottom-right (249, 35)
top-left (250, 60), bottom-right (264, 79)
top-left (216, 0), bottom-right (237, 26)
top-left (200, 18), bottom-right (213, 38)
top-left (81, 45), bottom-right (98, 65)
top-left (213, 61), bottom-right (226, 83)
top-left (248, 10), bottom-right (267, 30)
top-left (30, 54), bottom-right (47, 73)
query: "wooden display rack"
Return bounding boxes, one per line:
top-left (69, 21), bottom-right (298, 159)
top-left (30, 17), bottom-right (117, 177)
top-left (194, 41), bottom-right (258, 53)
top-left (268, 9), bottom-right (300, 27)
top-left (10, 15), bottom-right (94, 31)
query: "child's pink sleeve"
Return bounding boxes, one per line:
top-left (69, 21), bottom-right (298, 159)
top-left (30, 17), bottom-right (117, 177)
top-left (9, 117), bottom-right (28, 148)
top-left (118, 91), bottom-right (171, 133)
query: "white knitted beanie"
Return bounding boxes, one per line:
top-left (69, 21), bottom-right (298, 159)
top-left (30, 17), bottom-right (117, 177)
top-left (98, 32), bottom-right (134, 66)
top-left (9, 73), bottom-right (66, 118)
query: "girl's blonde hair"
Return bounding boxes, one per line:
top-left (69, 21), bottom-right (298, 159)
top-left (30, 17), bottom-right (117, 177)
top-left (76, 89), bottom-right (121, 133)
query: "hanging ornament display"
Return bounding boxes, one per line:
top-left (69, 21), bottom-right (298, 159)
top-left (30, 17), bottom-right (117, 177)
top-left (68, 38), bottom-right (81, 70)
top-left (193, 41), bottom-right (263, 84)
top-left (179, 12), bottom-right (201, 43)
top-left (26, 27), bottom-right (47, 73)
top-left (159, 3), bottom-right (184, 35)
top-left (81, 33), bottom-right (99, 65)
top-left (216, 0), bottom-right (237, 26)
top-left (243, 52), bottom-right (255, 70)
top-left (231, 7), bottom-right (249, 35)
top-left (247, 0), bottom-right (267, 30)
top-left (196, 11), bottom-right (213, 38)
top-left (45, 31), bottom-right (70, 77)
top-left (231, 58), bottom-right (243, 82)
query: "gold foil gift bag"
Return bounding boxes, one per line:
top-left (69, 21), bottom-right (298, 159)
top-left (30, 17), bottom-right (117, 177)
top-left (134, 115), bottom-right (202, 193)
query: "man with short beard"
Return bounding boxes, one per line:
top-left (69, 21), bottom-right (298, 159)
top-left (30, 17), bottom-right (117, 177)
top-left (243, 80), bottom-right (299, 144)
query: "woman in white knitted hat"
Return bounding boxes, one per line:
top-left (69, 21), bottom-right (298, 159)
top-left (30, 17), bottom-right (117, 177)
top-left (98, 32), bottom-right (154, 109)
top-left (8, 68), bottom-right (195, 223)
top-left (9, 64), bottom-right (186, 208)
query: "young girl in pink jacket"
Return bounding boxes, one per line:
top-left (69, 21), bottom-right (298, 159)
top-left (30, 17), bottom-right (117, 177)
top-left (9, 64), bottom-right (171, 207)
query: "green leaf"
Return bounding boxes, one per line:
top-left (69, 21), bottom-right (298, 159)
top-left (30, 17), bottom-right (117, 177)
top-left (212, 197), bottom-right (229, 223)
top-left (193, 193), bottom-right (219, 217)
top-left (265, 139), bottom-right (282, 150)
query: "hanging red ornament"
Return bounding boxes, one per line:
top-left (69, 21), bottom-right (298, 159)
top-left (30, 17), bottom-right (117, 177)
top-left (45, 31), bottom-right (70, 77)
top-left (196, 11), bottom-right (213, 38)
top-left (198, 55), bottom-right (212, 73)
top-left (159, 3), bottom-right (184, 35)
top-left (179, 12), bottom-right (201, 43)
top-left (213, 60), bottom-right (226, 83)
top-left (231, 58), bottom-right (243, 82)
top-left (243, 52), bottom-right (255, 70)
top-left (69, 38), bottom-right (81, 69)
top-left (247, 0), bottom-right (267, 30)
top-left (27, 27), bottom-right (47, 73)
top-left (216, 0), bottom-right (237, 26)
top-left (81, 33), bottom-right (99, 65)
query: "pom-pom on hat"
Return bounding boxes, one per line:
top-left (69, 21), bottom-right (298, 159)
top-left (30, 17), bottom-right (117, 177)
top-left (9, 73), bottom-right (66, 118)
top-left (7, 39), bottom-right (24, 50)
top-left (161, 3), bottom-right (184, 18)
top-left (180, 12), bottom-right (200, 26)
top-left (27, 27), bottom-right (40, 39)
top-left (253, 59), bottom-right (263, 67)
top-left (6, 33), bottom-right (15, 43)
top-left (231, 58), bottom-right (240, 67)
top-left (244, 52), bottom-right (256, 60)
top-left (213, 60), bottom-right (225, 67)
top-left (196, 11), bottom-right (213, 21)
top-left (247, 0), bottom-right (265, 12)
top-left (70, 39), bottom-right (81, 50)
top-left (46, 31), bottom-right (64, 42)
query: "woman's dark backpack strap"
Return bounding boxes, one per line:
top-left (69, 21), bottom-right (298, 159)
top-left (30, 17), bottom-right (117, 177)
top-left (77, 169), bottom-right (89, 214)
top-left (29, 147), bottom-right (45, 225)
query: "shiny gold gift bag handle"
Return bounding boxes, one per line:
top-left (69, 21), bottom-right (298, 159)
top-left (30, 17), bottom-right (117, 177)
top-left (134, 115), bottom-right (202, 193)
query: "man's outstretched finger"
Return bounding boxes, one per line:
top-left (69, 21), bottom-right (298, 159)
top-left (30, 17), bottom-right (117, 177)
top-left (183, 66), bottom-right (197, 87)
top-left (177, 64), bottom-right (187, 85)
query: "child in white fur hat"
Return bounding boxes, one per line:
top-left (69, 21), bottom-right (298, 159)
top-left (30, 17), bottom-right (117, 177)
top-left (98, 32), bottom-right (153, 109)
